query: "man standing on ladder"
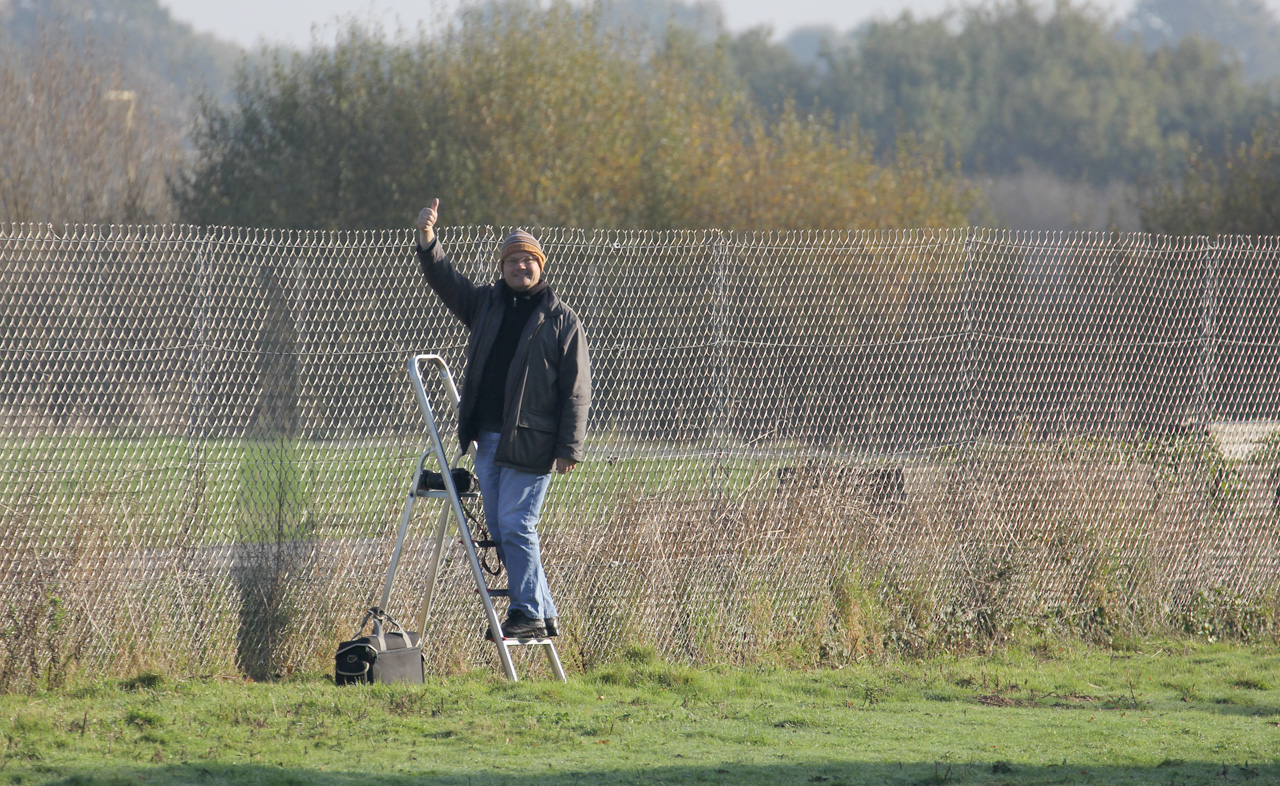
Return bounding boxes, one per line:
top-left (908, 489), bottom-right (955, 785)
top-left (414, 199), bottom-right (591, 640)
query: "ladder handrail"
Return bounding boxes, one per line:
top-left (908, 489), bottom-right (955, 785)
top-left (409, 353), bottom-right (461, 411)
top-left (407, 353), bottom-right (467, 482)
top-left (378, 354), bottom-right (473, 624)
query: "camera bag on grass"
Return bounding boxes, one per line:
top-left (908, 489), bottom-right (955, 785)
top-left (335, 607), bottom-right (424, 685)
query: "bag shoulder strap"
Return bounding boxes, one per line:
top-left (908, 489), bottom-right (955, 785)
top-left (354, 606), bottom-right (410, 650)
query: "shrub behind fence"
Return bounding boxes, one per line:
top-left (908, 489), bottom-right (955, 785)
top-left (2, 224), bottom-right (1278, 685)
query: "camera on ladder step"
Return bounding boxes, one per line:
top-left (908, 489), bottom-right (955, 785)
top-left (417, 467), bottom-right (476, 495)
top-left (334, 607), bottom-right (424, 685)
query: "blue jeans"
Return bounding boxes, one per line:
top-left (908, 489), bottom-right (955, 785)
top-left (472, 432), bottom-right (557, 621)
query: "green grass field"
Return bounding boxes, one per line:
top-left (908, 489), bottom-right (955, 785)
top-left (2, 431), bottom-right (782, 550)
top-left (4, 640), bottom-right (1277, 785)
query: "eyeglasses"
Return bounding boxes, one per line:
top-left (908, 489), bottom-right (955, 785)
top-left (503, 254), bottom-right (539, 268)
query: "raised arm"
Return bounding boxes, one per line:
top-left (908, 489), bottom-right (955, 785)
top-left (414, 198), bottom-right (484, 327)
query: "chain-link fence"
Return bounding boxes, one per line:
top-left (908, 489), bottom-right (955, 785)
top-left (2, 224), bottom-right (1279, 684)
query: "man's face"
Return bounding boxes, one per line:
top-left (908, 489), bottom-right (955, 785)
top-left (502, 252), bottom-right (543, 291)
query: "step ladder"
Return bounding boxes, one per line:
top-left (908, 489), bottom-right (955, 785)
top-left (375, 353), bottom-right (566, 682)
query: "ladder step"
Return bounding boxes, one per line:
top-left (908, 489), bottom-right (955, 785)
top-left (414, 489), bottom-right (480, 499)
top-left (474, 539), bottom-right (496, 549)
top-left (485, 588), bottom-right (509, 597)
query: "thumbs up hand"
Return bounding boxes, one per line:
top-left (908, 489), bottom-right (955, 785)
top-left (416, 198), bottom-right (439, 247)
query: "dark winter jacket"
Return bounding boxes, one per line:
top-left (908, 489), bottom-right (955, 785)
top-left (416, 237), bottom-right (591, 474)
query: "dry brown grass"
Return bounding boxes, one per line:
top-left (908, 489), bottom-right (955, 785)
top-left (3, 439), bottom-right (1278, 685)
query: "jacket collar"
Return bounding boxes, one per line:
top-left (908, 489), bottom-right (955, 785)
top-left (497, 278), bottom-right (550, 300)
top-left (493, 279), bottom-right (559, 313)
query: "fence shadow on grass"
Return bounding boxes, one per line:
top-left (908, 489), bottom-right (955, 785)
top-left (42, 760), bottom-right (1280, 785)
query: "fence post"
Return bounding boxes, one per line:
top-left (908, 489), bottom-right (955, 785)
top-left (178, 225), bottom-right (210, 558)
top-left (187, 225), bottom-right (209, 471)
top-left (1198, 235), bottom-right (1219, 429)
top-left (1107, 231), bottom-right (1121, 440)
top-left (1194, 234), bottom-right (1222, 591)
top-left (956, 227), bottom-right (978, 541)
top-left (963, 229), bottom-right (974, 450)
top-left (712, 228), bottom-right (728, 490)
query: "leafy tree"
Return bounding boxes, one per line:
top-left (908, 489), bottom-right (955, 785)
top-left (174, 24), bottom-right (429, 229)
top-left (782, 25), bottom-right (844, 67)
top-left (0, 22), bottom-right (184, 223)
top-left (175, 1), bottom-right (979, 231)
top-left (819, 13), bottom-right (971, 156)
top-left (1126, 0), bottom-right (1280, 82)
top-left (811, 0), bottom-right (1271, 183)
top-left (723, 27), bottom-right (822, 115)
top-left (1139, 114), bottom-right (1280, 235)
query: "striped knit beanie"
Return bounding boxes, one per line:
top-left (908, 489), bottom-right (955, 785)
top-left (500, 229), bottom-right (546, 269)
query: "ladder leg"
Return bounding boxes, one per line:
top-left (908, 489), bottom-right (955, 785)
top-left (378, 493), bottom-right (418, 613)
top-left (436, 478), bottom-right (519, 680)
top-left (413, 502), bottom-right (455, 634)
top-left (497, 640), bottom-right (519, 682)
top-left (543, 642), bottom-right (567, 682)
top-left (461, 530), bottom-right (519, 681)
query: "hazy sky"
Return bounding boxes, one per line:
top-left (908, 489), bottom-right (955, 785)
top-left (160, 0), bottom-right (1140, 48)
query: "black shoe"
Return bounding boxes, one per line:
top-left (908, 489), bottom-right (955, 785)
top-left (545, 617), bottom-right (558, 637)
top-left (501, 610), bottom-right (547, 639)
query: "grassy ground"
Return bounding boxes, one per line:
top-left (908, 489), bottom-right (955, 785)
top-left (2, 433), bottom-right (764, 546)
top-left (3, 640), bottom-right (1277, 786)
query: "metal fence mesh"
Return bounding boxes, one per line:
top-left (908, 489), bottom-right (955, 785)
top-left (3, 224), bottom-right (1279, 682)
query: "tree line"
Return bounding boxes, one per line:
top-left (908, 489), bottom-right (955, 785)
top-left (172, 4), bottom-right (978, 232)
top-left (731, 0), bottom-right (1274, 183)
top-left (2, 0), bottom-right (1279, 233)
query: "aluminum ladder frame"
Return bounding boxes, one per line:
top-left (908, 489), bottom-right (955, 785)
top-left (375, 353), bottom-right (566, 682)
